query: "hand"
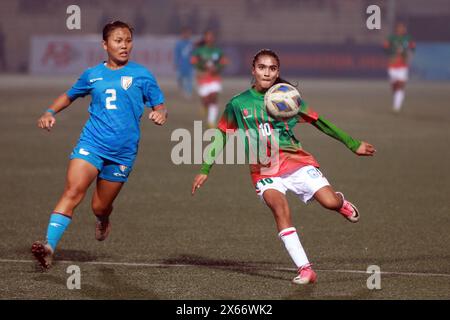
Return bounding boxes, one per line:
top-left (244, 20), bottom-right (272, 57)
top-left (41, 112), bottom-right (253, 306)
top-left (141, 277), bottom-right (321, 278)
top-left (149, 106), bottom-right (167, 125)
top-left (192, 174), bottom-right (208, 195)
top-left (356, 141), bottom-right (376, 156)
top-left (37, 112), bottom-right (56, 131)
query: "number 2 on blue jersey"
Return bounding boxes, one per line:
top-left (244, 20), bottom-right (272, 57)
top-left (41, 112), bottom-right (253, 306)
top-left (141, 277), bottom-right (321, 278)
top-left (105, 89), bottom-right (117, 110)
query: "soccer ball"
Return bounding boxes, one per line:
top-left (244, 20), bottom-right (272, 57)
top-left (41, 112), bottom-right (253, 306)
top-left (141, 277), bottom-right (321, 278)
top-left (264, 83), bottom-right (302, 119)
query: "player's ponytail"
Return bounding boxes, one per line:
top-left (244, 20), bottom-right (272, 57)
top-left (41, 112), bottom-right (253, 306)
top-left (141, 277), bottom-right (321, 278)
top-left (273, 77), bottom-right (297, 87)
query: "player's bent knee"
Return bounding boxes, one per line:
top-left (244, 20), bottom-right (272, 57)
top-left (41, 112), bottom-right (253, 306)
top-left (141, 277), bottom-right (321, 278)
top-left (271, 207), bottom-right (290, 221)
top-left (63, 186), bottom-right (86, 202)
top-left (263, 194), bottom-right (282, 208)
top-left (264, 196), bottom-right (289, 216)
top-left (91, 201), bottom-right (112, 215)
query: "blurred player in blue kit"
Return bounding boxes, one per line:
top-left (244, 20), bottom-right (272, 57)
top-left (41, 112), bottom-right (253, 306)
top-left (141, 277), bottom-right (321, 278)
top-left (174, 27), bottom-right (194, 98)
top-left (32, 21), bottom-right (168, 270)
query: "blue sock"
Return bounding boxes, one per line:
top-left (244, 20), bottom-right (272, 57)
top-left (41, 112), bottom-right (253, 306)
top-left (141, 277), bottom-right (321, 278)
top-left (46, 212), bottom-right (72, 251)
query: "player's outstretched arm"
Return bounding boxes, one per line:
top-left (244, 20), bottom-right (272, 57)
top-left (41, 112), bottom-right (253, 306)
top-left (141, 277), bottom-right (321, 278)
top-left (191, 129), bottom-right (227, 195)
top-left (355, 141), bottom-right (376, 156)
top-left (149, 104), bottom-right (168, 126)
top-left (312, 115), bottom-right (372, 154)
top-left (191, 174), bottom-right (208, 195)
top-left (37, 93), bottom-right (72, 132)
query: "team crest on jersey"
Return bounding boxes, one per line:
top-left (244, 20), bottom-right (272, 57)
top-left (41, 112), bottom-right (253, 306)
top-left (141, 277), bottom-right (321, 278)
top-left (121, 76), bottom-right (133, 90)
top-left (242, 108), bottom-right (253, 119)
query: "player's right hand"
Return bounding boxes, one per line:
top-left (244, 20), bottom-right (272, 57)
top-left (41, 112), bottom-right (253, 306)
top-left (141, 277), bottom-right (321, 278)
top-left (37, 113), bottom-right (56, 131)
top-left (355, 141), bottom-right (376, 156)
top-left (192, 174), bottom-right (208, 195)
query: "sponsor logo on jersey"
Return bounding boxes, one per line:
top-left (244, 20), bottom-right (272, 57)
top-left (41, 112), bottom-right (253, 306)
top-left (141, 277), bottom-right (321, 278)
top-left (79, 148), bottom-right (90, 156)
top-left (121, 76), bottom-right (133, 90)
top-left (89, 78), bottom-right (103, 83)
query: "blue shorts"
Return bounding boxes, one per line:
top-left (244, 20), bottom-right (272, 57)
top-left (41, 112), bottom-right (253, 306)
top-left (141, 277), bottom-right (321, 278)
top-left (70, 145), bottom-right (132, 182)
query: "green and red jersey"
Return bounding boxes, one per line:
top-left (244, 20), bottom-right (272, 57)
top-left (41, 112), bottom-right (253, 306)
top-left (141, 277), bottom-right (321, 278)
top-left (201, 87), bottom-right (361, 185)
top-left (191, 45), bottom-right (227, 84)
top-left (383, 34), bottom-right (416, 68)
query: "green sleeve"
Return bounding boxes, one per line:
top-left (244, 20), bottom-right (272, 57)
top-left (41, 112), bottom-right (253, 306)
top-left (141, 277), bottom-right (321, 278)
top-left (216, 49), bottom-right (226, 72)
top-left (312, 116), bottom-right (361, 152)
top-left (199, 129), bottom-right (227, 175)
top-left (191, 48), bottom-right (203, 70)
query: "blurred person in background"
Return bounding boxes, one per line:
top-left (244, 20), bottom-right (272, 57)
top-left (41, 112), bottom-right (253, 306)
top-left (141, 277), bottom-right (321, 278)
top-left (31, 21), bottom-right (167, 270)
top-left (174, 27), bottom-right (194, 99)
top-left (383, 22), bottom-right (416, 113)
top-left (191, 30), bottom-right (228, 128)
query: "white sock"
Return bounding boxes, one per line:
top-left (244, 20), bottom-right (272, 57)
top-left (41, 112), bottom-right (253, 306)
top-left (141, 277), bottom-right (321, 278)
top-left (207, 104), bottom-right (219, 126)
top-left (393, 90), bottom-right (405, 112)
top-left (278, 227), bottom-right (309, 268)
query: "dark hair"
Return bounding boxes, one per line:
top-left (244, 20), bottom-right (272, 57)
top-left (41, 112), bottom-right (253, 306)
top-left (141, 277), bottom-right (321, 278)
top-left (252, 49), bottom-right (296, 87)
top-left (252, 48), bottom-right (280, 68)
top-left (102, 20), bottom-right (134, 41)
top-left (196, 30), bottom-right (214, 48)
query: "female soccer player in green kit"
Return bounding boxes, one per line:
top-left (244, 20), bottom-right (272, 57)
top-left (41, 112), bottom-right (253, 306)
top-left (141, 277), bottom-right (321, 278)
top-left (191, 30), bottom-right (228, 128)
top-left (191, 49), bottom-right (376, 285)
top-left (383, 22), bottom-right (415, 113)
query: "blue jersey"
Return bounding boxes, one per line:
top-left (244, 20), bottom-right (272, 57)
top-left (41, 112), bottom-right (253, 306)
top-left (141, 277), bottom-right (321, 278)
top-left (174, 39), bottom-right (194, 75)
top-left (66, 61), bottom-right (164, 166)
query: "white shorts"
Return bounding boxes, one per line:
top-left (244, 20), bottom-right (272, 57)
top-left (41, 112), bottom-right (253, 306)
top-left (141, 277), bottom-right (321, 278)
top-left (255, 165), bottom-right (330, 203)
top-left (197, 81), bottom-right (222, 97)
top-left (388, 67), bottom-right (409, 82)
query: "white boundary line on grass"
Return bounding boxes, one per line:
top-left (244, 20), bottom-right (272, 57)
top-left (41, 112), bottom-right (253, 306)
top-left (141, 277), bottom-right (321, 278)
top-left (1, 258), bottom-right (450, 278)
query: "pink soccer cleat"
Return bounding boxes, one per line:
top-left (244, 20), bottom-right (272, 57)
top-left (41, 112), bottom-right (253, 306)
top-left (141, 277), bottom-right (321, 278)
top-left (292, 263), bottom-right (317, 285)
top-left (336, 192), bottom-right (360, 223)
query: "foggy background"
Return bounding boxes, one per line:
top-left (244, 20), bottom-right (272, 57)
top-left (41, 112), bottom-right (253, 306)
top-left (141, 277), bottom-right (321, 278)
top-left (0, 0), bottom-right (449, 79)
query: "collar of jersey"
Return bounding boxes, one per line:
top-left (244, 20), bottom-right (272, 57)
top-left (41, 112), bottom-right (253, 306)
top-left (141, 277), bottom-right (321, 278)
top-left (249, 87), bottom-right (265, 100)
top-left (103, 61), bottom-right (129, 71)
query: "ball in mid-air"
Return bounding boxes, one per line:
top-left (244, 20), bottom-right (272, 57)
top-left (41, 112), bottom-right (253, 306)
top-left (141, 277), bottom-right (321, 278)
top-left (264, 83), bottom-right (302, 119)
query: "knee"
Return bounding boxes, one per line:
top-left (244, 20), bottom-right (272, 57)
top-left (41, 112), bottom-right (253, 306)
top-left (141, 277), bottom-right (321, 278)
top-left (63, 185), bottom-right (86, 202)
top-left (265, 197), bottom-right (289, 218)
top-left (91, 200), bottom-right (112, 215)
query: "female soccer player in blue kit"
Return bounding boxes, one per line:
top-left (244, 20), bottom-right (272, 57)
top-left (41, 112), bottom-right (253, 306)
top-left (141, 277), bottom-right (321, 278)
top-left (32, 21), bottom-right (168, 270)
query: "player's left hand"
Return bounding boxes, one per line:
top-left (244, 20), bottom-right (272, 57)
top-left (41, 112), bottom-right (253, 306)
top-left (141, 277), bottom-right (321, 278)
top-left (149, 105), bottom-right (168, 125)
top-left (356, 141), bottom-right (376, 156)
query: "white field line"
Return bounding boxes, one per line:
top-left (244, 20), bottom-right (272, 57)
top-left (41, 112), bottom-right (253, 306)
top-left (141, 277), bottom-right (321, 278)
top-left (1, 258), bottom-right (450, 278)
